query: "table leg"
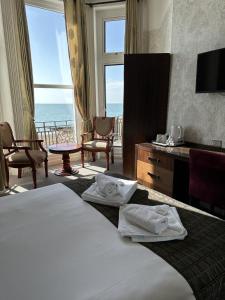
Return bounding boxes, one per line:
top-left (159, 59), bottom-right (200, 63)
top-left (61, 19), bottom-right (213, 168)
top-left (62, 153), bottom-right (72, 173)
top-left (54, 153), bottom-right (79, 176)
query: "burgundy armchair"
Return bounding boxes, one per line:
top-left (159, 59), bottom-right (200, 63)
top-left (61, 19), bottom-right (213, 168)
top-left (189, 149), bottom-right (225, 212)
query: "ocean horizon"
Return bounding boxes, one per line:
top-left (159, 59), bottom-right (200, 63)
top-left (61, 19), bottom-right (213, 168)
top-left (35, 103), bottom-right (123, 123)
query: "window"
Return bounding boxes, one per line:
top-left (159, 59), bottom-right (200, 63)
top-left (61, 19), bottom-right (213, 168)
top-left (105, 19), bottom-right (125, 53)
top-left (95, 6), bottom-right (125, 117)
top-left (105, 65), bottom-right (124, 116)
top-left (25, 4), bottom-right (74, 128)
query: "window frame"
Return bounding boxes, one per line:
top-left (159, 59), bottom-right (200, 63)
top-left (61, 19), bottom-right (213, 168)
top-left (25, 1), bottom-right (73, 91)
top-left (25, 0), bottom-right (78, 142)
top-left (104, 18), bottom-right (125, 54)
top-left (94, 4), bottom-right (125, 116)
top-left (25, 0), bottom-right (64, 14)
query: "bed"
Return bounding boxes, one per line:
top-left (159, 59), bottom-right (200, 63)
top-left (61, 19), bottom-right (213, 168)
top-left (0, 178), bottom-right (224, 300)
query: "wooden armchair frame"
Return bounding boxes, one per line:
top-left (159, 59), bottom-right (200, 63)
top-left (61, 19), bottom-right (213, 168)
top-left (81, 117), bottom-right (115, 170)
top-left (0, 122), bottom-right (48, 189)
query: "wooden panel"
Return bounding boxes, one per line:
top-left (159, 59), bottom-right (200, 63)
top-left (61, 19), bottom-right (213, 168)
top-left (137, 160), bottom-right (173, 196)
top-left (123, 54), bottom-right (171, 179)
top-left (137, 148), bottom-right (173, 171)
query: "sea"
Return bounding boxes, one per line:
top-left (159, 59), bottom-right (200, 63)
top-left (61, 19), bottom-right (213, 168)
top-left (35, 103), bottom-right (123, 123)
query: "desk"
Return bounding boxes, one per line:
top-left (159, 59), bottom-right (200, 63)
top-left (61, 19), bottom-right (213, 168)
top-left (135, 142), bottom-right (224, 202)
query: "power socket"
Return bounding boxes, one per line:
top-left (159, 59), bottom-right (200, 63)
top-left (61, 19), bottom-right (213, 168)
top-left (212, 140), bottom-right (222, 148)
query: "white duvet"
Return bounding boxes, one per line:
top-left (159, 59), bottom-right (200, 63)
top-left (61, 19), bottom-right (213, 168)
top-left (0, 184), bottom-right (195, 300)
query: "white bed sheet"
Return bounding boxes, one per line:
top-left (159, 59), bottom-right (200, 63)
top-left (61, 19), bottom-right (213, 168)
top-left (0, 184), bottom-right (195, 300)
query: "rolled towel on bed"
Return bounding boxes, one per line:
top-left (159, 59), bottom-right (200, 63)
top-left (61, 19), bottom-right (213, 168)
top-left (151, 204), bottom-right (170, 216)
top-left (82, 175), bottom-right (137, 207)
top-left (95, 174), bottom-right (122, 197)
top-left (118, 205), bottom-right (187, 242)
top-left (123, 205), bottom-right (168, 235)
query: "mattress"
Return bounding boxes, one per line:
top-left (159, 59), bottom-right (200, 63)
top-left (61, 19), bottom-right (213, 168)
top-left (0, 183), bottom-right (194, 300)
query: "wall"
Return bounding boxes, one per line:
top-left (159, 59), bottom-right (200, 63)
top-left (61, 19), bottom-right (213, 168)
top-left (167, 0), bottom-right (225, 146)
top-left (142, 0), bottom-right (173, 53)
top-left (0, 0), bottom-right (15, 132)
top-left (0, 0), bottom-right (26, 138)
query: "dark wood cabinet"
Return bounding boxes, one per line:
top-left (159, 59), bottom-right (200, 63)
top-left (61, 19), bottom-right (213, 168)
top-left (123, 54), bottom-right (171, 178)
top-left (136, 144), bottom-right (174, 197)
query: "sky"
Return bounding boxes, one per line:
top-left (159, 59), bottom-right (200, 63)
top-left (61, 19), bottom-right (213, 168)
top-left (25, 5), bottom-right (125, 105)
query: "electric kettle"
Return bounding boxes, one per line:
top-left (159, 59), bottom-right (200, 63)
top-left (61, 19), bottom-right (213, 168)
top-left (167, 125), bottom-right (184, 146)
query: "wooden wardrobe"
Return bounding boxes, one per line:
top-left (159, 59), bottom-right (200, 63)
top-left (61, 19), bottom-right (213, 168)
top-left (123, 54), bottom-right (171, 179)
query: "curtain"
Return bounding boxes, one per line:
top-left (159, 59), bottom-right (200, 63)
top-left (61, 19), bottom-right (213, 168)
top-left (64, 0), bottom-right (92, 134)
top-left (15, 0), bottom-right (38, 148)
top-left (125, 0), bottom-right (141, 54)
top-left (0, 133), bottom-right (6, 192)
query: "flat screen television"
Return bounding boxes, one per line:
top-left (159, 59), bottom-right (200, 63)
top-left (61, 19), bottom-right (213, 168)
top-left (196, 48), bottom-right (225, 93)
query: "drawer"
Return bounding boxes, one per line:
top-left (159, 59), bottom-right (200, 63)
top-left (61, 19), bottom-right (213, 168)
top-left (136, 160), bottom-right (173, 196)
top-left (137, 148), bottom-right (173, 171)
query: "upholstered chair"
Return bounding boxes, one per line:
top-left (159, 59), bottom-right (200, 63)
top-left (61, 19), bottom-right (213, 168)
top-left (0, 122), bottom-right (48, 189)
top-left (189, 149), bottom-right (225, 212)
top-left (81, 117), bottom-right (115, 170)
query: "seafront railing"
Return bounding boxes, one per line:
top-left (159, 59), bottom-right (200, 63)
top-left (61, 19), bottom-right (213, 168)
top-left (35, 116), bottom-right (123, 148)
top-left (114, 116), bottom-right (123, 143)
top-left (35, 120), bottom-right (75, 147)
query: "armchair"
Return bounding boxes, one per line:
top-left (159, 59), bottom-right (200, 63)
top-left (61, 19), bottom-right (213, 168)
top-left (0, 122), bottom-right (48, 189)
top-left (81, 117), bottom-right (115, 170)
top-left (189, 149), bottom-right (225, 212)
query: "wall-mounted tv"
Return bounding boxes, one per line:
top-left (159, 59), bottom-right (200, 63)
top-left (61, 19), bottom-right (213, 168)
top-left (196, 48), bottom-right (225, 93)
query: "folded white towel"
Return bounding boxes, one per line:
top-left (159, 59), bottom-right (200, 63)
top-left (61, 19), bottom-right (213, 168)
top-left (152, 204), bottom-right (170, 216)
top-left (123, 206), bottom-right (168, 234)
top-left (82, 175), bottom-right (137, 207)
top-left (118, 205), bottom-right (187, 242)
top-left (95, 174), bottom-right (122, 197)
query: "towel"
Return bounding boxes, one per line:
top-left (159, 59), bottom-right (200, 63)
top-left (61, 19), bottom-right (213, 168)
top-left (118, 204), bottom-right (187, 242)
top-left (95, 174), bottom-right (123, 197)
top-left (123, 205), bottom-right (168, 234)
top-left (152, 204), bottom-right (170, 216)
top-left (82, 175), bottom-right (137, 207)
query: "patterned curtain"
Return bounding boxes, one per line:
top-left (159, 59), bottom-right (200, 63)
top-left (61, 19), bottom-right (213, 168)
top-left (125, 0), bottom-right (141, 54)
top-left (64, 0), bottom-right (92, 134)
top-left (15, 0), bottom-right (38, 148)
top-left (0, 133), bottom-right (6, 192)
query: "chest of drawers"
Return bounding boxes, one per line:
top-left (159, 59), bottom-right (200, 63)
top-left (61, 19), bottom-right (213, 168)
top-left (136, 144), bottom-right (174, 196)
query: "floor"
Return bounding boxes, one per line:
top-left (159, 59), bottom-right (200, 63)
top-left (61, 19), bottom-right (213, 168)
top-left (2, 151), bottom-right (224, 219)
top-left (4, 157), bottom-right (123, 195)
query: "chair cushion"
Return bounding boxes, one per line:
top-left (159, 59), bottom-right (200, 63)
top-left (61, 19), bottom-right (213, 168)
top-left (8, 150), bottom-right (47, 165)
top-left (83, 140), bottom-right (111, 150)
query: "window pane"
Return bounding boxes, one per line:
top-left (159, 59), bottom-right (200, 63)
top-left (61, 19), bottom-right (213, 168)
top-left (34, 88), bottom-right (74, 122)
top-left (26, 5), bottom-right (72, 85)
top-left (105, 65), bottom-right (124, 116)
top-left (105, 19), bottom-right (125, 53)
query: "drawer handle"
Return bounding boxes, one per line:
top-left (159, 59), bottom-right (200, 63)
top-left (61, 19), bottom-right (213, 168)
top-left (148, 157), bottom-right (160, 164)
top-left (147, 172), bottom-right (160, 180)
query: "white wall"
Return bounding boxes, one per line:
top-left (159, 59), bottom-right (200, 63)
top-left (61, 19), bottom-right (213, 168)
top-left (167, 0), bottom-right (225, 146)
top-left (142, 0), bottom-right (173, 53)
top-left (0, 1), bottom-right (15, 133)
top-left (143, 0), bottom-right (225, 147)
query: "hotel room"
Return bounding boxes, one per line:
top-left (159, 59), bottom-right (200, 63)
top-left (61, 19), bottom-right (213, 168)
top-left (0, 0), bottom-right (225, 299)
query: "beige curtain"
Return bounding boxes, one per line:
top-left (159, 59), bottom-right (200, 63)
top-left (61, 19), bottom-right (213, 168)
top-left (0, 133), bottom-right (6, 192)
top-left (125, 0), bottom-right (141, 54)
top-left (15, 0), bottom-right (38, 148)
top-left (64, 0), bottom-right (92, 134)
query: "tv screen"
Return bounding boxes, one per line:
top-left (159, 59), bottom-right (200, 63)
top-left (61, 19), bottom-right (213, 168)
top-left (196, 48), bottom-right (225, 93)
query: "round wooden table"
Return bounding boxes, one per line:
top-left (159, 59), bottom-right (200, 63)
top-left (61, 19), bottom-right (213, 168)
top-left (49, 143), bottom-right (82, 176)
